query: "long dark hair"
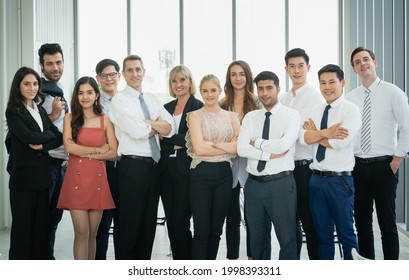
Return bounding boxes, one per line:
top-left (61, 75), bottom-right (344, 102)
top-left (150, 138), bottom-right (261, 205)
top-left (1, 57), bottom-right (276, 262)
top-left (70, 76), bottom-right (102, 142)
top-left (7, 67), bottom-right (45, 116)
top-left (220, 60), bottom-right (258, 116)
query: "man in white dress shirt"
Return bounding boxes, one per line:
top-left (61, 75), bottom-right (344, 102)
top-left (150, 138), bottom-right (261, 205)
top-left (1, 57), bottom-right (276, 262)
top-left (38, 43), bottom-right (68, 259)
top-left (95, 58), bottom-right (121, 259)
top-left (238, 71), bottom-right (301, 260)
top-left (109, 55), bottom-right (175, 259)
top-left (347, 47), bottom-right (409, 260)
top-left (279, 48), bottom-right (322, 259)
top-left (301, 64), bottom-right (360, 260)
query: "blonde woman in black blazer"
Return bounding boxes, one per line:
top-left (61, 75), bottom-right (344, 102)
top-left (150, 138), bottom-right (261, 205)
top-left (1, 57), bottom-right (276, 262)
top-left (5, 67), bottom-right (62, 259)
top-left (159, 65), bottom-right (203, 259)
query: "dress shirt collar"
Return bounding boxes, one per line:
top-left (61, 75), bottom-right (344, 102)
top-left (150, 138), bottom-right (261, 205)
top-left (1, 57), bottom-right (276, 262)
top-left (293, 83), bottom-right (310, 96)
top-left (125, 85), bottom-right (142, 97)
top-left (327, 94), bottom-right (344, 109)
top-left (360, 77), bottom-right (381, 92)
top-left (262, 102), bottom-right (282, 116)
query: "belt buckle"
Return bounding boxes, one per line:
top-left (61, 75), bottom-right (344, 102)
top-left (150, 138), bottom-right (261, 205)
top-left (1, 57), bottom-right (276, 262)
top-left (361, 158), bottom-right (369, 163)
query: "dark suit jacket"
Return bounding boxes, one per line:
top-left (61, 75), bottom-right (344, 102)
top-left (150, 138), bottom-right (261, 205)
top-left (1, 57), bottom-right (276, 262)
top-left (159, 95), bottom-right (203, 176)
top-left (6, 105), bottom-right (63, 191)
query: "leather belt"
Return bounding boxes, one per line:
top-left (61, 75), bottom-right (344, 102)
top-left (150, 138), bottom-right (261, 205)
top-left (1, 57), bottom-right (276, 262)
top-left (312, 170), bottom-right (352, 177)
top-left (123, 155), bottom-right (155, 164)
top-left (106, 160), bottom-right (118, 168)
top-left (249, 170), bottom-right (292, 183)
top-left (294, 159), bottom-right (312, 166)
top-left (355, 155), bottom-right (393, 164)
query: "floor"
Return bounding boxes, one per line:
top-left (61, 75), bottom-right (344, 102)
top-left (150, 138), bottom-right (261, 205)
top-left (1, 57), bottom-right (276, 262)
top-left (1, 209), bottom-right (409, 260)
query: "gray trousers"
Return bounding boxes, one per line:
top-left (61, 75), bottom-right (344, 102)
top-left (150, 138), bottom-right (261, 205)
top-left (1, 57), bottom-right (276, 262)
top-left (244, 173), bottom-right (297, 260)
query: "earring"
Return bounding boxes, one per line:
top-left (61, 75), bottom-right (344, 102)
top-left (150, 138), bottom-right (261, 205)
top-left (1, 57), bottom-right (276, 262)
top-left (94, 100), bottom-right (98, 106)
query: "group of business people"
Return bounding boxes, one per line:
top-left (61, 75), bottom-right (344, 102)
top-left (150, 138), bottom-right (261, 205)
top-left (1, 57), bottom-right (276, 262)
top-left (5, 44), bottom-right (409, 261)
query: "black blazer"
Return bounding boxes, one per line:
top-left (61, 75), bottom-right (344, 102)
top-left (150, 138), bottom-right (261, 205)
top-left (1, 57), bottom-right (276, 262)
top-left (160, 95), bottom-right (203, 176)
top-left (6, 105), bottom-right (62, 191)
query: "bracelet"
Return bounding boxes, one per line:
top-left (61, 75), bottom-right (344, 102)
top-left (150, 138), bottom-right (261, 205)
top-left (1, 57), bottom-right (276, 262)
top-left (88, 154), bottom-right (91, 160)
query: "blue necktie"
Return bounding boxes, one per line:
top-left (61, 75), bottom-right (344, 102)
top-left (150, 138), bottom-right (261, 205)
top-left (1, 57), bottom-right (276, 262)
top-left (139, 93), bottom-right (161, 163)
top-left (316, 105), bottom-right (331, 162)
top-left (257, 111), bottom-right (272, 172)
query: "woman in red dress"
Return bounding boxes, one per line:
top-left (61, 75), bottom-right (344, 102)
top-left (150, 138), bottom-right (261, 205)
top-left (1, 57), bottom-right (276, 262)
top-left (58, 76), bottom-right (118, 260)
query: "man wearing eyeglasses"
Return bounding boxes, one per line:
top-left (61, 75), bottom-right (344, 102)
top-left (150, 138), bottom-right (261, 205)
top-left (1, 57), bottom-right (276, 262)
top-left (95, 59), bottom-right (122, 260)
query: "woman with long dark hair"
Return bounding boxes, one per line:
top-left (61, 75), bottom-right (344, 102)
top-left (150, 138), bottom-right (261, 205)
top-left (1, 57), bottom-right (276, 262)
top-left (6, 66), bottom-right (62, 259)
top-left (57, 76), bottom-right (118, 259)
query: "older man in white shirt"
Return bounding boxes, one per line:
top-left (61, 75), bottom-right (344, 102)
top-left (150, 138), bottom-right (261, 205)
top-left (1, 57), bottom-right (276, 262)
top-left (109, 55), bottom-right (175, 260)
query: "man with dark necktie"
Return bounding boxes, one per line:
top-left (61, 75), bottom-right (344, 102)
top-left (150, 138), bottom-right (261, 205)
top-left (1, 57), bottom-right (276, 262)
top-left (347, 47), bottom-right (409, 260)
top-left (238, 71), bottom-right (300, 260)
top-left (108, 55), bottom-right (175, 259)
top-left (301, 64), bottom-right (361, 260)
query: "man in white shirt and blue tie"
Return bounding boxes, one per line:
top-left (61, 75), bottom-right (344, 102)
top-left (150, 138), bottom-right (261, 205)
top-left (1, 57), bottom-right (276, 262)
top-left (238, 71), bottom-right (301, 260)
top-left (109, 55), bottom-right (175, 259)
top-left (300, 64), bottom-right (361, 260)
top-left (347, 47), bottom-right (409, 260)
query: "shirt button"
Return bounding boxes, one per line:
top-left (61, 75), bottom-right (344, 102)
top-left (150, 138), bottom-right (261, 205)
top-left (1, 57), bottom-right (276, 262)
top-left (98, 173), bottom-right (102, 177)
top-left (77, 172), bottom-right (80, 175)
top-left (74, 186), bottom-right (78, 190)
top-left (97, 187), bottom-right (101, 191)
top-left (99, 160), bottom-right (102, 164)
top-left (79, 159), bottom-right (82, 163)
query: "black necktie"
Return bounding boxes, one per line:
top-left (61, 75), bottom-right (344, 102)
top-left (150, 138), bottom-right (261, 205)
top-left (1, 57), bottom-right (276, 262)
top-left (257, 111), bottom-right (272, 172)
top-left (316, 105), bottom-right (331, 162)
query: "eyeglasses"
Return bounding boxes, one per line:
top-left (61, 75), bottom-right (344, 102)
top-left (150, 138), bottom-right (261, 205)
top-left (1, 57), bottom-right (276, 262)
top-left (98, 72), bottom-right (118, 80)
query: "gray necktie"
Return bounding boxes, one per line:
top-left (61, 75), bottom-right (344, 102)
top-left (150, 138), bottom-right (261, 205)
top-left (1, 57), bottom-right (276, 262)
top-left (139, 93), bottom-right (161, 162)
top-left (361, 89), bottom-right (371, 154)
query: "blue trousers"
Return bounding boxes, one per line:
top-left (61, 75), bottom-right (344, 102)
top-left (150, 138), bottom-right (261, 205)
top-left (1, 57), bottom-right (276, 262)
top-left (309, 174), bottom-right (357, 260)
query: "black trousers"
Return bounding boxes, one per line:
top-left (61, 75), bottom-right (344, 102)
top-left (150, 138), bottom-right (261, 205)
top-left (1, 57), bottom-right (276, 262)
top-left (117, 156), bottom-right (159, 260)
top-left (48, 162), bottom-right (65, 259)
top-left (9, 189), bottom-right (50, 260)
top-left (190, 161), bottom-right (232, 260)
top-left (95, 162), bottom-right (120, 260)
top-left (225, 184), bottom-right (241, 259)
top-left (353, 158), bottom-right (399, 259)
top-left (159, 157), bottom-right (192, 260)
top-left (293, 163), bottom-right (319, 260)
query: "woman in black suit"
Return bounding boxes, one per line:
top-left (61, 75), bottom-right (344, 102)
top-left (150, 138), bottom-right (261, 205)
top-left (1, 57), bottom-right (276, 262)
top-left (159, 65), bottom-right (203, 259)
top-left (5, 67), bottom-right (62, 259)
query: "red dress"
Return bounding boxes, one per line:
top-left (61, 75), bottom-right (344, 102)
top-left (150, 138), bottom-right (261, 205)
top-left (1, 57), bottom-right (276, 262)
top-left (57, 116), bottom-right (115, 210)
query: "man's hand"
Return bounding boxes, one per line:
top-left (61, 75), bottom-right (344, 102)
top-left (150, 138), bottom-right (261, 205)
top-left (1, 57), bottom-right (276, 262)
top-left (270, 150), bottom-right (288, 159)
top-left (322, 123), bottom-right (349, 139)
top-left (29, 144), bottom-right (43, 150)
top-left (303, 118), bottom-right (317, 131)
top-left (49, 96), bottom-right (66, 121)
top-left (390, 156), bottom-right (403, 174)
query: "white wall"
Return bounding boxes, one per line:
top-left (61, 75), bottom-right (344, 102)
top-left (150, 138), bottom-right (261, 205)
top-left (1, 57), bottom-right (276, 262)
top-left (0, 0), bottom-right (74, 229)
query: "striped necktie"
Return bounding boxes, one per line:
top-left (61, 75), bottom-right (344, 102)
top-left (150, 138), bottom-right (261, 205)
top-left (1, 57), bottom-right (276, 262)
top-left (360, 89), bottom-right (371, 154)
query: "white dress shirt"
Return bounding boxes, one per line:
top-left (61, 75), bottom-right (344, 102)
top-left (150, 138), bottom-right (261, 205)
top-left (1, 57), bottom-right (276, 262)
top-left (41, 81), bottom-right (67, 160)
top-left (346, 77), bottom-right (409, 158)
top-left (300, 95), bottom-right (361, 172)
top-left (26, 103), bottom-right (43, 131)
top-left (238, 102), bottom-right (301, 176)
top-left (109, 85), bottom-right (175, 157)
top-left (279, 83), bottom-right (323, 160)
